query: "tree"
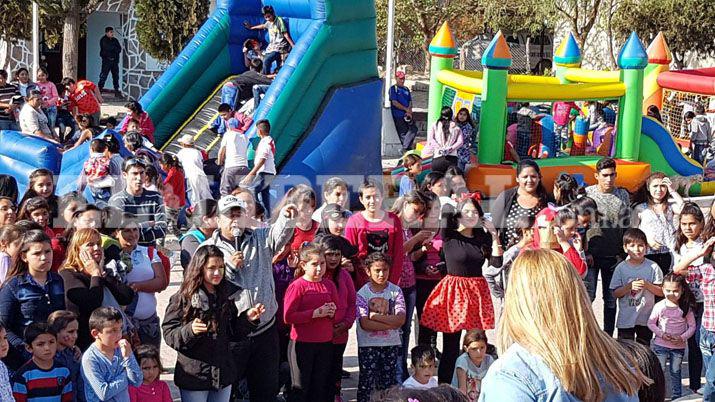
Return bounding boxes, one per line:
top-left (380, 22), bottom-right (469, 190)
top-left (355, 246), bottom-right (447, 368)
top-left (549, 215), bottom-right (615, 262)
top-left (553, 0), bottom-right (604, 50)
top-left (375, 0), bottom-right (480, 72)
top-left (135, 0), bottom-right (209, 62)
top-left (613, 0), bottom-right (715, 69)
top-left (1, 0), bottom-right (101, 79)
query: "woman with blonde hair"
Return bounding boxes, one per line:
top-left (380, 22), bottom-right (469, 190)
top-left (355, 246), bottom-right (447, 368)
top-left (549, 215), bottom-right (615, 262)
top-left (59, 228), bottom-right (134, 350)
top-left (480, 249), bottom-right (650, 401)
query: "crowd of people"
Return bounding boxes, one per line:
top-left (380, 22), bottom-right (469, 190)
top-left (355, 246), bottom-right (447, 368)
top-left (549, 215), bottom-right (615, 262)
top-left (0, 143), bottom-right (714, 402)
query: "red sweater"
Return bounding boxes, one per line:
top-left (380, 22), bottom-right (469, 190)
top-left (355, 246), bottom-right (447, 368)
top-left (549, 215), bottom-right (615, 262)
top-left (345, 211), bottom-right (404, 288)
top-left (328, 268), bottom-right (356, 344)
top-left (162, 167), bottom-right (186, 209)
top-left (284, 277), bottom-right (339, 343)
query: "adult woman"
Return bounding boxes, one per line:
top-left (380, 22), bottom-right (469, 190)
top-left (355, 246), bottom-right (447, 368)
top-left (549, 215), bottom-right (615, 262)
top-left (59, 228), bottom-right (134, 350)
top-left (0, 230), bottom-right (64, 369)
top-left (492, 159), bottom-right (552, 246)
top-left (421, 107), bottom-right (463, 173)
top-left (12, 67), bottom-right (37, 97)
top-left (480, 249), bottom-right (649, 401)
top-left (180, 199), bottom-right (218, 272)
top-left (0, 197), bottom-right (16, 225)
top-left (631, 172), bottom-right (683, 273)
top-left (163, 245), bottom-right (263, 402)
top-left (114, 215), bottom-right (168, 346)
top-left (119, 101), bottom-right (155, 143)
top-left (421, 196), bottom-right (503, 383)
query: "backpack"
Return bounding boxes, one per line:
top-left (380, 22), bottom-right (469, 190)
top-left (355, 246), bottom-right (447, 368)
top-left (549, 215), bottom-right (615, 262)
top-left (147, 246), bottom-right (171, 291)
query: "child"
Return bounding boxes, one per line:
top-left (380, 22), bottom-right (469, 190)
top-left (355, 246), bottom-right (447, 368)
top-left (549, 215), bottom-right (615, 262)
top-left (66, 114), bottom-right (97, 151)
top-left (398, 152), bottom-right (422, 197)
top-left (18, 168), bottom-right (59, 228)
top-left (48, 310), bottom-right (83, 402)
top-left (610, 228), bottom-right (664, 345)
top-left (484, 215), bottom-right (534, 304)
top-left (12, 322), bottom-right (73, 402)
top-left (647, 274), bottom-right (696, 399)
top-left (217, 119), bottom-right (250, 196)
top-left (128, 345), bottom-right (171, 402)
top-left (17, 197), bottom-right (55, 239)
top-left (283, 242), bottom-right (339, 402)
top-left (317, 235), bottom-right (356, 400)
top-left (345, 180), bottom-right (404, 288)
top-left (356, 252), bottom-right (406, 402)
top-left (454, 107), bottom-right (475, 172)
top-left (402, 345), bottom-right (437, 389)
top-left (81, 307), bottom-right (143, 402)
top-left (142, 165), bottom-right (161, 192)
top-left (532, 206), bottom-right (588, 277)
top-left (451, 330), bottom-right (495, 401)
top-left (0, 324), bottom-right (13, 401)
top-left (159, 154), bottom-right (185, 236)
top-left (105, 117), bottom-right (118, 131)
top-left (81, 139), bottom-right (113, 204)
top-left (0, 224), bottom-right (23, 284)
top-left (240, 119), bottom-right (277, 216)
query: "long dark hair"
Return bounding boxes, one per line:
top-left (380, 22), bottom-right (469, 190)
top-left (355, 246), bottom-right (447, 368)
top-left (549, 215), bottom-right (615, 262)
top-left (455, 107), bottom-right (474, 128)
top-left (662, 273), bottom-right (695, 317)
top-left (438, 106), bottom-right (453, 144)
top-left (630, 172), bottom-right (669, 207)
top-left (445, 198), bottom-right (492, 257)
top-left (59, 203), bottom-right (103, 248)
top-left (180, 245), bottom-right (232, 332)
top-left (5, 230), bottom-right (52, 281)
top-left (318, 235), bottom-right (345, 289)
top-left (675, 202), bottom-right (705, 252)
top-left (160, 153), bottom-right (183, 173)
top-left (0, 175), bottom-right (19, 204)
top-left (554, 173), bottom-right (581, 206)
top-left (18, 169), bottom-right (58, 214)
top-left (516, 159), bottom-right (549, 204)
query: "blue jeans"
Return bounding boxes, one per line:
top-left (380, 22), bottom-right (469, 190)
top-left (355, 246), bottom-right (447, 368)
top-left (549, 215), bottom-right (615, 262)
top-left (43, 106), bottom-right (57, 132)
top-left (653, 344), bottom-right (685, 398)
top-left (584, 256), bottom-right (618, 335)
top-left (252, 84), bottom-right (271, 110)
top-left (263, 51), bottom-right (282, 74)
top-left (396, 285), bottom-right (416, 383)
top-left (701, 326), bottom-right (715, 400)
top-left (0, 120), bottom-right (18, 131)
top-left (180, 385), bottom-right (231, 402)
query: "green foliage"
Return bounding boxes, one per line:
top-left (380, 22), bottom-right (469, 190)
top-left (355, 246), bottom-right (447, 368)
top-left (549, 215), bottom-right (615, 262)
top-left (135, 0), bottom-right (210, 62)
top-left (613, 0), bottom-right (715, 67)
top-left (0, 0), bottom-right (99, 47)
top-left (476, 0), bottom-right (554, 36)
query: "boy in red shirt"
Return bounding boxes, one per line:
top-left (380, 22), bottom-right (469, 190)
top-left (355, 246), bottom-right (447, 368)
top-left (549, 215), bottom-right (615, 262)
top-left (61, 77), bottom-right (103, 126)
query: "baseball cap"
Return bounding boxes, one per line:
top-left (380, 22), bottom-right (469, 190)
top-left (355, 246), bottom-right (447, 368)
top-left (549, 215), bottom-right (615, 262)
top-left (322, 203), bottom-right (350, 221)
top-left (178, 134), bottom-right (194, 146)
top-left (218, 195), bottom-right (247, 215)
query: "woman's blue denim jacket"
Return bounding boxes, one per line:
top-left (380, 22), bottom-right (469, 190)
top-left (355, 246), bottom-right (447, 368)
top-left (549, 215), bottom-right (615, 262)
top-left (479, 343), bottom-right (638, 401)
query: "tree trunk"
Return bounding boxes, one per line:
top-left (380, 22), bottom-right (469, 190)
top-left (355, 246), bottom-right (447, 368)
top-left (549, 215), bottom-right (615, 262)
top-left (62, 0), bottom-right (79, 79)
top-left (525, 36), bottom-right (531, 74)
top-left (605, 0), bottom-right (618, 69)
top-left (422, 35), bottom-right (431, 73)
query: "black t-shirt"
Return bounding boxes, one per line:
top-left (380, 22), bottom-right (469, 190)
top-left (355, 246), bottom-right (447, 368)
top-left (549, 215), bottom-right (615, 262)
top-left (232, 71), bottom-right (273, 102)
top-left (441, 228), bottom-right (502, 277)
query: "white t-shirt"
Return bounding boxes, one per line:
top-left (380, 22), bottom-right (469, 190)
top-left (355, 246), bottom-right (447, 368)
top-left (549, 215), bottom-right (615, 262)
top-left (220, 129), bottom-right (249, 168)
top-left (255, 136), bottom-right (277, 175)
top-left (19, 103), bottom-right (51, 136)
top-left (402, 375), bottom-right (438, 389)
top-left (125, 246), bottom-right (162, 320)
top-left (176, 147), bottom-right (208, 178)
top-left (451, 353), bottom-right (494, 402)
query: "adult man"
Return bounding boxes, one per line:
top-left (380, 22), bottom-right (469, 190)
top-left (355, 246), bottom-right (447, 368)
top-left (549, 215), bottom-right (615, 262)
top-left (99, 26), bottom-right (122, 96)
top-left (0, 70), bottom-right (20, 131)
top-left (19, 90), bottom-right (57, 143)
top-left (200, 194), bottom-right (296, 402)
top-left (217, 119), bottom-right (250, 195)
top-left (584, 157), bottom-right (631, 336)
top-left (108, 158), bottom-right (167, 247)
top-left (389, 71), bottom-right (418, 152)
top-left (62, 77), bottom-right (103, 125)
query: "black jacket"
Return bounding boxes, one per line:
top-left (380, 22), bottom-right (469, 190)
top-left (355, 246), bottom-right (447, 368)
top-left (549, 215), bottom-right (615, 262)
top-left (100, 36), bottom-right (122, 61)
top-left (162, 286), bottom-right (255, 390)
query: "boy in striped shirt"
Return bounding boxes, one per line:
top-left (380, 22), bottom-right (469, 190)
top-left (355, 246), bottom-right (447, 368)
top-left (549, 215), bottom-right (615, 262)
top-left (12, 322), bottom-right (73, 402)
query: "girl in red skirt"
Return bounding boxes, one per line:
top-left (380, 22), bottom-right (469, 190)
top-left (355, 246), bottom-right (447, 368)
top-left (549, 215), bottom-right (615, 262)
top-left (420, 194), bottom-right (503, 383)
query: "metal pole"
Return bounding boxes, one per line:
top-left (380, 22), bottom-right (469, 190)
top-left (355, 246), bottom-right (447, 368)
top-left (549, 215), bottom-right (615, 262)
top-left (383, 0), bottom-right (395, 108)
top-left (32, 1), bottom-right (40, 81)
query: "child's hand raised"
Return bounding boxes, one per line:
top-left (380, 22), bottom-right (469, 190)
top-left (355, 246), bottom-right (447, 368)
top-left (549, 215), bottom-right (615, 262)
top-left (191, 318), bottom-right (208, 335)
top-left (118, 339), bottom-right (132, 359)
top-left (247, 303), bottom-right (265, 321)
